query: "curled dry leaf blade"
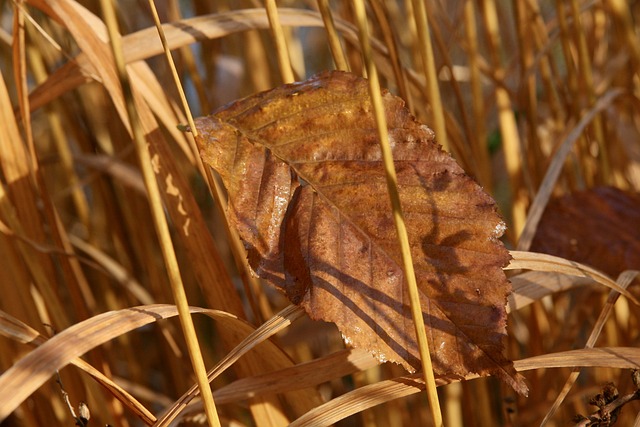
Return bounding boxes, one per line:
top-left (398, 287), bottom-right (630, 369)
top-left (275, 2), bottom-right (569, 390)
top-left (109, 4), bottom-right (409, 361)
top-left (195, 70), bottom-right (527, 395)
top-left (0, 304), bottom-right (293, 423)
top-left (287, 347), bottom-right (640, 427)
top-left (0, 310), bottom-right (155, 424)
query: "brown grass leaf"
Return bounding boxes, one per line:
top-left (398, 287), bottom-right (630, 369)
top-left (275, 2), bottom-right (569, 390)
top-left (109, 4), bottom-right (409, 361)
top-left (195, 70), bottom-right (527, 394)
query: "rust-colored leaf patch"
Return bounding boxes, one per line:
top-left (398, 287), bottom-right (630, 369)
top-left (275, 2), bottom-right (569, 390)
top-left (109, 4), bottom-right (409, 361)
top-left (195, 71), bottom-right (527, 394)
top-left (531, 186), bottom-right (640, 277)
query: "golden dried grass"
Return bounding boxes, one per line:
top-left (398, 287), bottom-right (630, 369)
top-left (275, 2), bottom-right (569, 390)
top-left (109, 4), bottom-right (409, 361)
top-left (1, 1), bottom-right (639, 426)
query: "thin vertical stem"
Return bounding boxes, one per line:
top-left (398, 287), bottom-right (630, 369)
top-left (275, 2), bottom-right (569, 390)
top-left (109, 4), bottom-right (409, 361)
top-left (352, 1), bottom-right (443, 425)
top-left (481, 0), bottom-right (527, 241)
top-left (317, 0), bottom-right (349, 72)
top-left (569, 0), bottom-right (610, 184)
top-left (265, 0), bottom-right (295, 83)
top-left (99, 0), bottom-right (221, 426)
top-left (464, 0), bottom-right (491, 191)
top-left (410, 0), bottom-right (449, 153)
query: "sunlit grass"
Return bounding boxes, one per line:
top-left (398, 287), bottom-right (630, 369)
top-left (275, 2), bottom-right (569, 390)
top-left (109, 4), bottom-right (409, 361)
top-left (0, 1), bottom-right (639, 426)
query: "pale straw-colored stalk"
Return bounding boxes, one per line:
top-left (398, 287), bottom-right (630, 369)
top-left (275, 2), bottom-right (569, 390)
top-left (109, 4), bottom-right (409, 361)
top-left (265, 0), bottom-right (295, 83)
top-left (463, 0), bottom-right (491, 191)
top-left (99, 0), bottom-right (221, 426)
top-left (569, 0), bottom-right (609, 184)
top-left (352, 1), bottom-right (442, 425)
top-left (410, 0), bottom-right (449, 153)
top-left (318, 0), bottom-right (349, 71)
top-left (481, 0), bottom-right (527, 241)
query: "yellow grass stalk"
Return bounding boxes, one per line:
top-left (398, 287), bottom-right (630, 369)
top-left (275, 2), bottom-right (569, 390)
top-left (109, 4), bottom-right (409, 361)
top-left (244, 29), bottom-right (274, 92)
top-left (409, 0), bottom-right (449, 153)
top-left (554, 0), bottom-right (590, 189)
top-left (423, 7), bottom-right (473, 166)
top-left (144, 0), bottom-right (198, 158)
top-left (525, 0), bottom-right (564, 126)
top-left (352, 1), bottom-right (442, 425)
top-left (264, 0), bottom-right (295, 83)
top-left (97, 1), bottom-right (221, 426)
top-left (369, 0), bottom-right (408, 101)
top-left (569, 0), bottom-right (610, 184)
top-left (514, 0), bottom-right (539, 188)
top-left (318, 0), bottom-right (349, 71)
top-left (606, 0), bottom-right (640, 74)
top-left (165, 0), bottom-right (211, 114)
top-left (379, 3), bottom-right (412, 113)
top-left (140, 4), bottom-right (273, 328)
top-left (481, 0), bottom-right (527, 241)
top-left (463, 0), bottom-right (491, 191)
top-left (154, 305), bottom-right (305, 426)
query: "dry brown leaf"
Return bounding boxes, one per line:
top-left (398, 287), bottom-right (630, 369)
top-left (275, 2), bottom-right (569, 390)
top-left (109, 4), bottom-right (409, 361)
top-left (531, 186), bottom-right (640, 277)
top-left (195, 70), bottom-right (526, 394)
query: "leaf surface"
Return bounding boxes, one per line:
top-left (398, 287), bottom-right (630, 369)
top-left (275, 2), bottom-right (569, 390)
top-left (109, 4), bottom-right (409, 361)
top-left (196, 71), bottom-right (526, 394)
top-left (531, 186), bottom-right (640, 277)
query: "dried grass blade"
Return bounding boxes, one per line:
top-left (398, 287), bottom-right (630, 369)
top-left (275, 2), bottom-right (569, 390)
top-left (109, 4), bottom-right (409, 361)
top-left (514, 347), bottom-right (640, 371)
top-left (289, 347), bottom-right (640, 426)
top-left (289, 376), bottom-right (424, 427)
top-left (517, 88), bottom-right (624, 251)
top-left (0, 310), bottom-right (45, 346)
top-left (410, 0), bottom-right (448, 153)
top-left (507, 251), bottom-right (640, 306)
top-left (170, 349), bottom-right (380, 424)
top-left (0, 310), bottom-right (155, 424)
top-left (154, 305), bottom-right (305, 427)
top-left (0, 304), bottom-right (247, 422)
top-left (69, 236), bottom-right (154, 305)
top-left (214, 348), bottom-right (378, 404)
top-left (508, 270), bottom-right (595, 313)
